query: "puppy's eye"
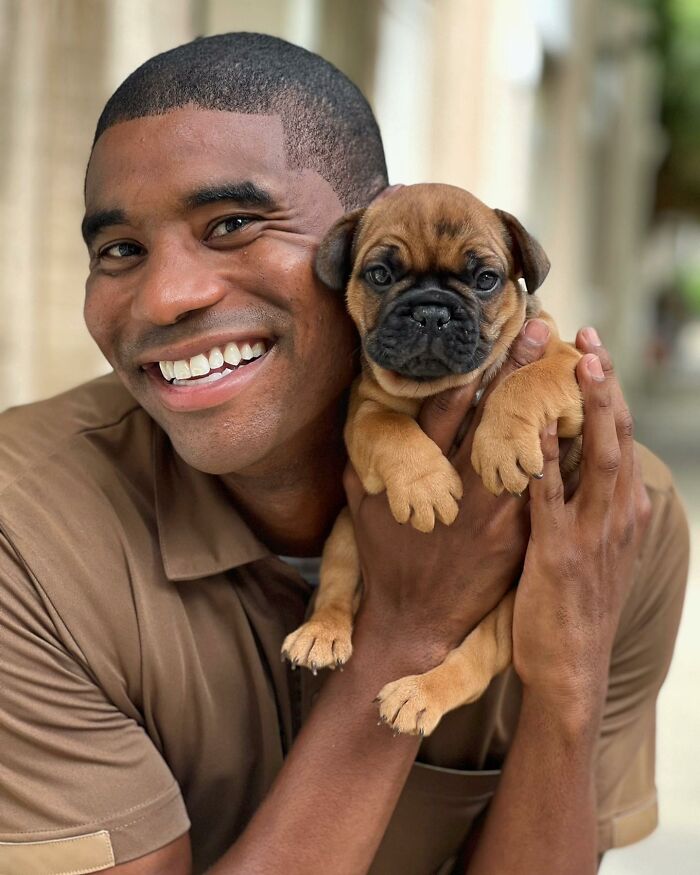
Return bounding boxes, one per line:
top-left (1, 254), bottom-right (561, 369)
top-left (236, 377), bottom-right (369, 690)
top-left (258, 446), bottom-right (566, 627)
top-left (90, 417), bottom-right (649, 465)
top-left (476, 271), bottom-right (499, 292)
top-left (365, 265), bottom-right (393, 288)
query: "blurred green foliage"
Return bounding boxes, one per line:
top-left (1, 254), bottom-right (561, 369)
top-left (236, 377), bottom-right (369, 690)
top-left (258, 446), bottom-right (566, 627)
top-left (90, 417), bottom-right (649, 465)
top-left (680, 268), bottom-right (700, 315)
top-left (654, 0), bottom-right (700, 215)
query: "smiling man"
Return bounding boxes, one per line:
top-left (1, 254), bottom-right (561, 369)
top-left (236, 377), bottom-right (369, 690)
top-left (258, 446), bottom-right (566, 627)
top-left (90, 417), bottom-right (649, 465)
top-left (0, 32), bottom-right (689, 875)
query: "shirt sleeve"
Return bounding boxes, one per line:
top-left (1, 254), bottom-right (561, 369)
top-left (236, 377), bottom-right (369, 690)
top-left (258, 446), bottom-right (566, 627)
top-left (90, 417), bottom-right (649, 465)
top-left (595, 460), bottom-right (689, 852)
top-left (0, 532), bottom-right (191, 873)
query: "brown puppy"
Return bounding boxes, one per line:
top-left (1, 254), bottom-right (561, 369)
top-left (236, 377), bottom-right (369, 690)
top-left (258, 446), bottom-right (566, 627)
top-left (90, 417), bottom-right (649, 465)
top-left (282, 184), bottom-right (583, 736)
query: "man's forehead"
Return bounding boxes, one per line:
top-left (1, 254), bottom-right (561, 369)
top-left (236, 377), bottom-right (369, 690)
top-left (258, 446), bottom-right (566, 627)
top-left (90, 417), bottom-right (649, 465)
top-left (85, 107), bottom-right (291, 207)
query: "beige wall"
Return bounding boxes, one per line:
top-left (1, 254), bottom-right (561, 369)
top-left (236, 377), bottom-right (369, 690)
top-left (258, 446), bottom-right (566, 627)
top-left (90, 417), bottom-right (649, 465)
top-left (0, 0), bottom-right (663, 409)
top-left (0, 0), bottom-right (194, 409)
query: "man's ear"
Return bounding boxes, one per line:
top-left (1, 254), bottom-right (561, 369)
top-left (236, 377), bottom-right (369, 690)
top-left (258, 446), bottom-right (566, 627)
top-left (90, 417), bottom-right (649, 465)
top-left (315, 209), bottom-right (365, 291)
top-left (495, 209), bottom-right (550, 293)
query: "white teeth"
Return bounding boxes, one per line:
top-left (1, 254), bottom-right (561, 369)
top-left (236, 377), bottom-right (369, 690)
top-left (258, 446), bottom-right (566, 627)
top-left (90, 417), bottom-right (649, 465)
top-left (208, 347), bottom-right (224, 369)
top-left (189, 353), bottom-right (210, 377)
top-left (223, 342), bottom-right (242, 366)
top-left (173, 368), bottom-right (232, 387)
top-left (160, 339), bottom-right (268, 383)
top-left (173, 360), bottom-right (191, 380)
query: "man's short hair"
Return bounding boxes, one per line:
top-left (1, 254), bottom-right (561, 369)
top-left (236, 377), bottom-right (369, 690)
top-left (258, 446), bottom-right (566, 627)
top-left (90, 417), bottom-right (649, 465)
top-left (92, 32), bottom-right (388, 210)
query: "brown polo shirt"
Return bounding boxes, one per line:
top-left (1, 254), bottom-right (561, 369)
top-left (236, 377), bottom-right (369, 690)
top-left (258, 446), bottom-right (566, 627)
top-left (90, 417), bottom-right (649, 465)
top-left (0, 373), bottom-right (689, 875)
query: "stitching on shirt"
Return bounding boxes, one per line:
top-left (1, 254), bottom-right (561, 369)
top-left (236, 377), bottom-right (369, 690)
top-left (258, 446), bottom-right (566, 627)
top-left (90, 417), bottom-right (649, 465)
top-left (46, 866), bottom-right (112, 875)
top-left (0, 523), bottom-right (97, 676)
top-left (41, 865), bottom-right (112, 875)
top-left (75, 403), bottom-right (143, 437)
top-left (0, 400), bottom-right (142, 500)
top-left (0, 783), bottom-right (182, 837)
top-left (603, 792), bottom-right (657, 823)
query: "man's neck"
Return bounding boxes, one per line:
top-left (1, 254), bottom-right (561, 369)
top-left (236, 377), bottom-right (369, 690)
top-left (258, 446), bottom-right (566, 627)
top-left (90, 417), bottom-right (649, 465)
top-left (219, 408), bottom-right (348, 557)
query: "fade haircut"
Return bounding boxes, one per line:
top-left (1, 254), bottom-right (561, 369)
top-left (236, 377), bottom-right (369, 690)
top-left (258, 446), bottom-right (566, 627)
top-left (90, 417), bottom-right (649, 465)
top-left (92, 32), bottom-right (388, 210)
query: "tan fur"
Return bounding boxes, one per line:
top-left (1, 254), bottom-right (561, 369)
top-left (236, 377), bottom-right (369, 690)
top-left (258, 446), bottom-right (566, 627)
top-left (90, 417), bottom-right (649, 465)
top-left (282, 184), bottom-right (583, 735)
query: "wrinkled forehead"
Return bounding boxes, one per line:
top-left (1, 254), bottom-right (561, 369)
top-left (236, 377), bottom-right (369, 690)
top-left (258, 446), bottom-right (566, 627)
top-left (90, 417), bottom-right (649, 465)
top-left (356, 185), bottom-right (510, 273)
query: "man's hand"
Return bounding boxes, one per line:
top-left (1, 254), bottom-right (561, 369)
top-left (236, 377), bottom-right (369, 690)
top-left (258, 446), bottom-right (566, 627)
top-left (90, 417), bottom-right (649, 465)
top-left (345, 318), bottom-right (551, 666)
top-left (513, 329), bottom-right (652, 730)
top-left (466, 329), bottom-right (653, 875)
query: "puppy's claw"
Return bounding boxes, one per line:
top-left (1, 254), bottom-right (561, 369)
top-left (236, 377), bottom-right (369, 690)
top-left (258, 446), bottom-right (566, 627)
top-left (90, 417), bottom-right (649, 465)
top-left (533, 471), bottom-right (544, 479)
top-left (311, 662), bottom-right (318, 676)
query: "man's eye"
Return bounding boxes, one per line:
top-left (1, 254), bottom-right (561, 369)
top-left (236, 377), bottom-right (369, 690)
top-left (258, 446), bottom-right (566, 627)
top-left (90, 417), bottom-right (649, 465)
top-left (475, 271), bottom-right (500, 292)
top-left (365, 265), bottom-right (393, 288)
top-left (99, 241), bottom-right (143, 259)
top-left (209, 216), bottom-right (254, 239)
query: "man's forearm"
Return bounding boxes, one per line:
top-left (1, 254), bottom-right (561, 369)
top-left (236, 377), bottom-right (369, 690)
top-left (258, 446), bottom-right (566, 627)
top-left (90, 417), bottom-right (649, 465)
top-left (208, 616), bottom-right (442, 875)
top-left (465, 689), bottom-right (600, 875)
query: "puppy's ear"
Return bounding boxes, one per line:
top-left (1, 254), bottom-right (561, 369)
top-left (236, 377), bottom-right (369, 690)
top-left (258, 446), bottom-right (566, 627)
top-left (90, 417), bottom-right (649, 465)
top-left (315, 209), bottom-right (365, 291)
top-left (495, 209), bottom-right (550, 293)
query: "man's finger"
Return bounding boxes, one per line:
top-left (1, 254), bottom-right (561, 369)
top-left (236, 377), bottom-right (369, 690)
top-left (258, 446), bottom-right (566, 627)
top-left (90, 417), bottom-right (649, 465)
top-left (454, 319), bottom-right (550, 463)
top-left (529, 422), bottom-right (564, 539)
top-left (575, 352), bottom-right (620, 514)
top-left (491, 318), bottom-right (550, 389)
top-left (342, 462), bottom-right (364, 516)
top-left (577, 330), bottom-right (637, 501)
top-left (577, 324), bottom-right (635, 472)
top-left (418, 383), bottom-right (482, 455)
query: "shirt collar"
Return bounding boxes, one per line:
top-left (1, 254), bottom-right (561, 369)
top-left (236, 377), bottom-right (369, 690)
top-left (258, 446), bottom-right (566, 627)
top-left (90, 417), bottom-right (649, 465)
top-left (153, 427), bottom-right (270, 581)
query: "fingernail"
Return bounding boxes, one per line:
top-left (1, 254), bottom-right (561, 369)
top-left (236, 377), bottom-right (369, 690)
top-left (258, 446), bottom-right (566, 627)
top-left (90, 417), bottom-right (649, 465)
top-left (523, 319), bottom-right (549, 346)
top-left (547, 421), bottom-right (558, 435)
top-left (583, 326), bottom-right (601, 347)
top-left (585, 354), bottom-right (605, 381)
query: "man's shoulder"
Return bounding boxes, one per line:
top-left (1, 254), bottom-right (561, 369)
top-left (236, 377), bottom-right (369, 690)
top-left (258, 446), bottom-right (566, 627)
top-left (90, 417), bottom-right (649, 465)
top-left (0, 372), bottom-right (147, 497)
top-left (637, 442), bottom-right (676, 497)
top-left (0, 373), bottom-right (158, 572)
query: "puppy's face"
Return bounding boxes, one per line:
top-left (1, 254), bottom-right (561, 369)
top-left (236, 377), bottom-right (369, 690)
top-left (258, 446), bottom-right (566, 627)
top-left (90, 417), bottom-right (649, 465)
top-left (316, 184), bottom-right (550, 398)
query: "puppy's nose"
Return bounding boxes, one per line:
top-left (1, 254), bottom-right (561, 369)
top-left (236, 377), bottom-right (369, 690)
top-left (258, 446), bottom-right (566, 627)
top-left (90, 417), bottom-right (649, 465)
top-left (411, 304), bottom-right (451, 331)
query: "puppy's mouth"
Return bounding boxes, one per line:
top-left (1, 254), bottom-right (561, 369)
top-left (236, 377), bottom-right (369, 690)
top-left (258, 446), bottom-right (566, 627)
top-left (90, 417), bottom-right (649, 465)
top-left (364, 289), bottom-right (489, 381)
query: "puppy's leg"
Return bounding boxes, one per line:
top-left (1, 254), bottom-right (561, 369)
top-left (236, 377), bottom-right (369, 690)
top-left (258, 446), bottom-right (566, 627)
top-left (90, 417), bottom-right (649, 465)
top-left (346, 383), bottom-right (462, 533)
top-left (471, 338), bottom-right (583, 495)
top-left (281, 507), bottom-right (360, 673)
top-left (375, 591), bottom-right (515, 736)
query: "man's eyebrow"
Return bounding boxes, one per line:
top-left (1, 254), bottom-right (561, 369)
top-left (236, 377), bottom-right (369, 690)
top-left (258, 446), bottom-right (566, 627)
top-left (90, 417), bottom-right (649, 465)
top-left (185, 181), bottom-right (276, 210)
top-left (81, 208), bottom-right (127, 246)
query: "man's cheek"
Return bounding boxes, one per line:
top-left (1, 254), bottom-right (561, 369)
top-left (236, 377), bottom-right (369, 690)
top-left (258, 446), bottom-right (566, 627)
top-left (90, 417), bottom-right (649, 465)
top-left (84, 293), bottom-right (120, 364)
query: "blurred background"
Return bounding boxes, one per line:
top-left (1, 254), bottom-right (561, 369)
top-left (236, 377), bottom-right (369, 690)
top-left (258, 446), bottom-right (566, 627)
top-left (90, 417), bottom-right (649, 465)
top-left (0, 0), bottom-right (697, 871)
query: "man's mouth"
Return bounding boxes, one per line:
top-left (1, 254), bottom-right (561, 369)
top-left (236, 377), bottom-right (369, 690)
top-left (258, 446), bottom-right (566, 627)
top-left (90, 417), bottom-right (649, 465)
top-left (154, 338), bottom-right (269, 385)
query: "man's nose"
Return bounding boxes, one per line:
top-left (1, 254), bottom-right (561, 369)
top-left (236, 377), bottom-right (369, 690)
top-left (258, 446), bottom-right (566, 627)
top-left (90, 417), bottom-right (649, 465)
top-left (131, 246), bottom-right (227, 325)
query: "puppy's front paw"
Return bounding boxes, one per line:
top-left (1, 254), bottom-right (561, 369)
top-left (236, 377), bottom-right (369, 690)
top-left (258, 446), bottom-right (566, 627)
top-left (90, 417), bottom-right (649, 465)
top-left (375, 674), bottom-right (445, 737)
top-left (281, 614), bottom-right (353, 674)
top-left (384, 455), bottom-right (462, 532)
top-left (471, 416), bottom-right (544, 496)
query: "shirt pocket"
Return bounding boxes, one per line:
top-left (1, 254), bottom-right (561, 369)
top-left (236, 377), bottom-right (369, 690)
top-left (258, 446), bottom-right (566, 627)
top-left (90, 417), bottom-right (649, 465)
top-left (369, 761), bottom-right (501, 875)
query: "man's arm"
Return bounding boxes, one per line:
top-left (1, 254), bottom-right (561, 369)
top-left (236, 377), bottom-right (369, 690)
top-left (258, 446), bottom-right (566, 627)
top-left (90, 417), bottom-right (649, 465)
top-left (463, 333), bottom-right (664, 874)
